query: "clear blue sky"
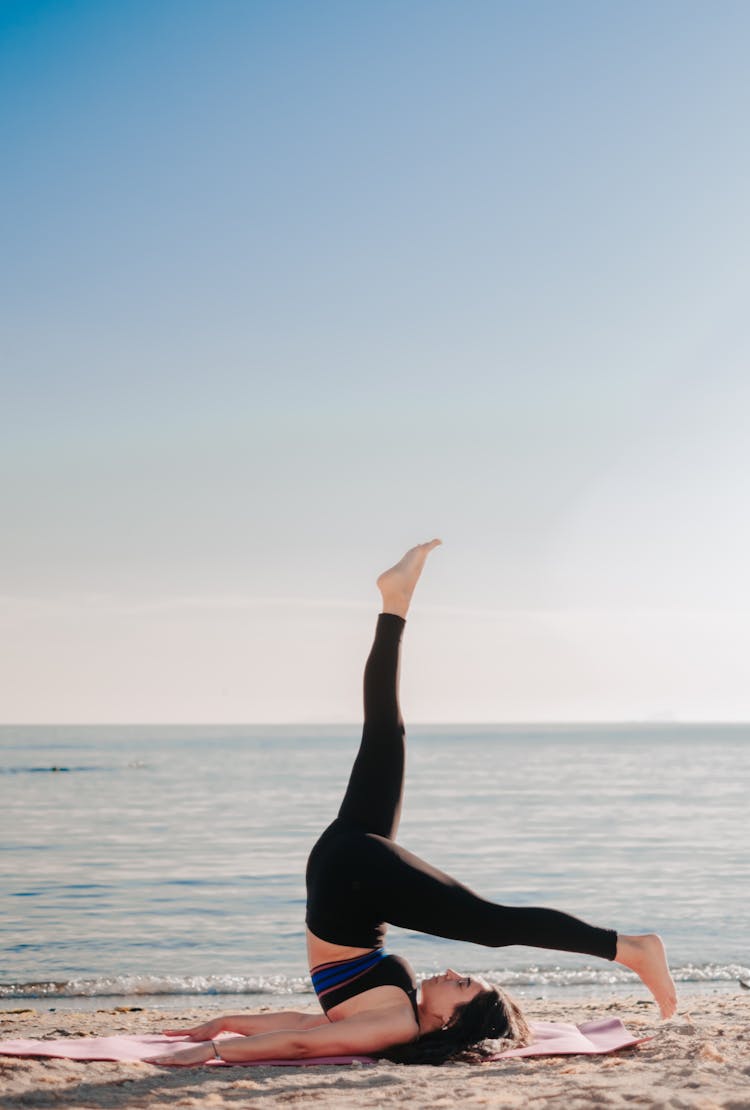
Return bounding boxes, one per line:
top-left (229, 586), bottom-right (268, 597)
top-left (2, 1), bottom-right (749, 721)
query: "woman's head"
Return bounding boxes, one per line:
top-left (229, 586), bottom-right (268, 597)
top-left (419, 968), bottom-right (486, 1016)
top-left (381, 969), bottom-right (530, 1066)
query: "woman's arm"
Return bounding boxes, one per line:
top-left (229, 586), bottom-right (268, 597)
top-left (164, 1011), bottom-right (328, 1040)
top-left (151, 1007), bottom-right (416, 1065)
top-left (216, 1010), bottom-right (406, 1061)
top-left (225, 1011), bottom-right (330, 1035)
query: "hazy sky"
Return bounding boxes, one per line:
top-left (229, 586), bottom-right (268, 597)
top-left (2, 1), bottom-right (749, 722)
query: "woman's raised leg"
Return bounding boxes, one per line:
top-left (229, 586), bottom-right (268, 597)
top-left (336, 540), bottom-right (442, 839)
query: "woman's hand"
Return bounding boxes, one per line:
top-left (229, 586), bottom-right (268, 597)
top-left (147, 1041), bottom-right (218, 1067)
top-left (163, 1017), bottom-right (225, 1041)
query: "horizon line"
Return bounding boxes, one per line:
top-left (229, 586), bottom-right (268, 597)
top-left (2, 720), bottom-right (749, 728)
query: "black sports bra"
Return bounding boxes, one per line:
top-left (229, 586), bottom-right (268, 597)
top-left (310, 949), bottom-right (419, 1023)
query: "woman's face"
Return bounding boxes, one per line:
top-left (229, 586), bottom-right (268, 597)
top-left (420, 967), bottom-right (487, 1019)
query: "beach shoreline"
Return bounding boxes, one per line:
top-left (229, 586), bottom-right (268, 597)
top-left (1, 992), bottom-right (746, 1108)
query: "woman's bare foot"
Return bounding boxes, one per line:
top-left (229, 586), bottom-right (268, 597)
top-left (614, 933), bottom-right (677, 1019)
top-left (376, 539), bottom-right (442, 618)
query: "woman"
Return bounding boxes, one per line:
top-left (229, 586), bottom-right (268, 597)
top-left (153, 540), bottom-right (677, 1066)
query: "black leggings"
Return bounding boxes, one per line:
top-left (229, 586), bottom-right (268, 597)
top-left (305, 613), bottom-right (617, 961)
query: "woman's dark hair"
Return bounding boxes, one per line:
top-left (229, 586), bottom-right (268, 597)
top-left (379, 985), bottom-right (530, 1066)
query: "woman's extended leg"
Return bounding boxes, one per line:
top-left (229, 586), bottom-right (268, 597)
top-left (353, 832), bottom-right (619, 958)
top-left (351, 831), bottom-right (676, 1017)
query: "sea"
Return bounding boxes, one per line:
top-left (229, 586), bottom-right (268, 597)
top-left (1, 724), bottom-right (748, 1012)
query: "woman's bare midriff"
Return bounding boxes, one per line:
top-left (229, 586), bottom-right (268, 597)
top-left (306, 926), bottom-right (418, 1025)
top-left (306, 925), bottom-right (373, 968)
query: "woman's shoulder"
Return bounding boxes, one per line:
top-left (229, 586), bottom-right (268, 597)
top-left (318, 1000), bottom-right (419, 1054)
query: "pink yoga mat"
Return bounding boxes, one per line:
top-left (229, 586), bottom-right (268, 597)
top-left (0, 1032), bottom-right (370, 1067)
top-left (0, 1018), bottom-right (649, 1066)
top-left (490, 1018), bottom-right (651, 1058)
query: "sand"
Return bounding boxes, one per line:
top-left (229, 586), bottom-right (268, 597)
top-left (1, 992), bottom-right (748, 1109)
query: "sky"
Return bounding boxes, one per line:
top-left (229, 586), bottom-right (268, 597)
top-left (1, 0), bottom-right (749, 723)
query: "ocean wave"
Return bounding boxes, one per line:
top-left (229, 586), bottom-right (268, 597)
top-left (2, 963), bottom-right (747, 999)
top-left (0, 974), bottom-right (314, 1000)
top-left (483, 963), bottom-right (750, 987)
top-left (0, 766), bottom-right (110, 774)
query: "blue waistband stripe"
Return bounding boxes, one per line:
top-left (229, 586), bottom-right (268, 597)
top-left (311, 949), bottom-right (387, 994)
